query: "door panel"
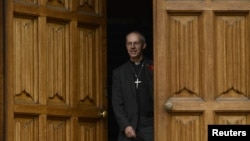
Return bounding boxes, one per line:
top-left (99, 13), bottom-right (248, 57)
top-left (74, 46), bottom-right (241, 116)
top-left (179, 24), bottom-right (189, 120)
top-left (154, 0), bottom-right (250, 141)
top-left (6, 0), bottom-right (107, 141)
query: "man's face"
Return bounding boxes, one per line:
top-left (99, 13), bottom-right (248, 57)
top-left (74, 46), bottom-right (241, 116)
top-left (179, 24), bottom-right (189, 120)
top-left (126, 33), bottom-right (146, 60)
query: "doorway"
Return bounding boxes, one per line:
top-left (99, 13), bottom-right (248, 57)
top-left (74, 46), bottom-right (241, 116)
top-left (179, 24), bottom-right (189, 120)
top-left (107, 0), bottom-right (153, 140)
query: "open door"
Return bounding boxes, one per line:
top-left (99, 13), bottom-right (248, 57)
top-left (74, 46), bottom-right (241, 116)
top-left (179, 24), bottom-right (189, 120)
top-left (5, 0), bottom-right (107, 141)
top-left (154, 0), bottom-right (250, 141)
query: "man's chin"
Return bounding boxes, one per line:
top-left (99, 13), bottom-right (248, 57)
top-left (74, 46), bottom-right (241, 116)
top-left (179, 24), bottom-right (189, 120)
top-left (129, 53), bottom-right (139, 57)
top-left (130, 55), bottom-right (138, 59)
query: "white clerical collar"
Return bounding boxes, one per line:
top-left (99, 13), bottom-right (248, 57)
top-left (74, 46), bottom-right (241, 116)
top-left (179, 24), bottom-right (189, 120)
top-left (135, 62), bottom-right (140, 65)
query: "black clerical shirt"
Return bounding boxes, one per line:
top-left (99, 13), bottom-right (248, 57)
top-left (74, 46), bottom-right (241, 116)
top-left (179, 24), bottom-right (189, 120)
top-left (131, 60), bottom-right (153, 120)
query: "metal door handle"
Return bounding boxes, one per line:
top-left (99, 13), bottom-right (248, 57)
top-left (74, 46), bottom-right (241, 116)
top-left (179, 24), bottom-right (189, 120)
top-left (99, 110), bottom-right (108, 118)
top-left (164, 102), bottom-right (173, 110)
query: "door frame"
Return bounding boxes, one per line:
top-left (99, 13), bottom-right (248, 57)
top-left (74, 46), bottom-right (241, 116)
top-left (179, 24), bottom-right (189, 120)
top-left (0, 0), bottom-right (4, 140)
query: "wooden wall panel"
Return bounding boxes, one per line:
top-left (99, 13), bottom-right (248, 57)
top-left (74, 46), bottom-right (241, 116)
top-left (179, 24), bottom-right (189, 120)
top-left (168, 13), bottom-right (203, 97)
top-left (79, 0), bottom-right (100, 13)
top-left (167, 113), bottom-right (204, 141)
top-left (77, 26), bottom-right (98, 106)
top-left (13, 16), bottom-right (38, 104)
top-left (47, 117), bottom-right (70, 141)
top-left (47, 0), bottom-right (70, 9)
top-left (46, 21), bottom-right (70, 106)
top-left (14, 115), bottom-right (38, 141)
top-left (216, 113), bottom-right (248, 124)
top-left (78, 119), bottom-right (98, 141)
top-left (214, 13), bottom-right (249, 100)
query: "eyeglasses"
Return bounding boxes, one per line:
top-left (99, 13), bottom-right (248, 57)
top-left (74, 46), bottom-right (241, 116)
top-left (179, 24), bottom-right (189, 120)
top-left (126, 42), bottom-right (142, 47)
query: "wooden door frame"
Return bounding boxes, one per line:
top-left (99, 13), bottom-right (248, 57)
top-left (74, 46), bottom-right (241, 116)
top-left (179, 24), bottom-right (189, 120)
top-left (0, 0), bottom-right (4, 140)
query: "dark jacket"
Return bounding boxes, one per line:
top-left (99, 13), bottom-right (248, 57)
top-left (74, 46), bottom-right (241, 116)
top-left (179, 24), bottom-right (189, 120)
top-left (112, 57), bottom-right (153, 141)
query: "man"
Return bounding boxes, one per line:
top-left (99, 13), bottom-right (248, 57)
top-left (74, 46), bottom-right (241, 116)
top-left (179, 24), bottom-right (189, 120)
top-left (112, 31), bottom-right (154, 141)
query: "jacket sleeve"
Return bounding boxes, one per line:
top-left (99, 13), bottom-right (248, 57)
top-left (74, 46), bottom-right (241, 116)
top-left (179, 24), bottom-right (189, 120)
top-left (111, 69), bottom-right (131, 132)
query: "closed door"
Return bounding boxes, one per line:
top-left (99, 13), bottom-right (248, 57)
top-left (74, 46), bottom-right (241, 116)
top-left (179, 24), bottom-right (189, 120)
top-left (154, 0), bottom-right (250, 141)
top-left (5, 0), bottom-right (107, 141)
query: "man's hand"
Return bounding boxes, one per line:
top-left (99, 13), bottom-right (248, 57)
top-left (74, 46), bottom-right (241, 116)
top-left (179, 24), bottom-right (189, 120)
top-left (124, 126), bottom-right (136, 138)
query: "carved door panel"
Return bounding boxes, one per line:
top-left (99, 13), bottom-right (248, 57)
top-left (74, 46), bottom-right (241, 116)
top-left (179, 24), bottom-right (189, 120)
top-left (5, 0), bottom-right (107, 141)
top-left (154, 0), bottom-right (250, 141)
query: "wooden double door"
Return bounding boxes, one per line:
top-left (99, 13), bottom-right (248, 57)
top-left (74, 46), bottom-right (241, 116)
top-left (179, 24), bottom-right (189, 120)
top-left (1, 0), bottom-right (250, 141)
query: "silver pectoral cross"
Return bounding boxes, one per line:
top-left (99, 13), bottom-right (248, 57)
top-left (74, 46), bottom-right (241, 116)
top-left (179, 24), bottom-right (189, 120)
top-left (134, 78), bottom-right (141, 89)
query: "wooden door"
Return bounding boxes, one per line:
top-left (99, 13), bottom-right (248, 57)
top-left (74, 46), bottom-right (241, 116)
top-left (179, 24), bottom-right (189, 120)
top-left (154, 0), bottom-right (250, 141)
top-left (5, 0), bottom-right (107, 141)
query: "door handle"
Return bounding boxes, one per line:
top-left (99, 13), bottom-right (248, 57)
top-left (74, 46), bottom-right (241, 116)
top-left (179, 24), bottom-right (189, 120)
top-left (164, 102), bottom-right (173, 110)
top-left (99, 110), bottom-right (108, 118)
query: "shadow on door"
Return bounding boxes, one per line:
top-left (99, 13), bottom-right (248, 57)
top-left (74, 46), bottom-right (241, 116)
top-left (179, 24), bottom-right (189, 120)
top-left (107, 0), bottom-right (153, 140)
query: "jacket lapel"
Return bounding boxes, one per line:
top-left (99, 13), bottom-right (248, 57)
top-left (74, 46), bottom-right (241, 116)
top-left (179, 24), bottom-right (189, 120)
top-left (124, 61), bottom-right (137, 95)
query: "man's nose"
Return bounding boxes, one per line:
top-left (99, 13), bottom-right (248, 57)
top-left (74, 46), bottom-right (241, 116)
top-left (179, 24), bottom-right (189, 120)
top-left (131, 43), bottom-right (137, 48)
